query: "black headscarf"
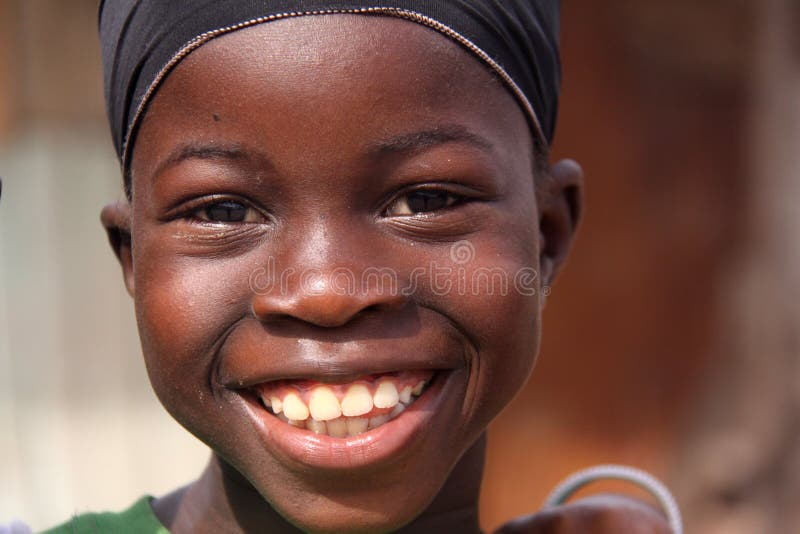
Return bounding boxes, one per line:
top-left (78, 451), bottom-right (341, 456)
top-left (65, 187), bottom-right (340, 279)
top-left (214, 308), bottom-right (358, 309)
top-left (99, 0), bottom-right (561, 170)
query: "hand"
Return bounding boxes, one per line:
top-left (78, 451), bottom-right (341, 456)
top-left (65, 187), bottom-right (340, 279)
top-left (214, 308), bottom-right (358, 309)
top-left (493, 494), bottom-right (672, 534)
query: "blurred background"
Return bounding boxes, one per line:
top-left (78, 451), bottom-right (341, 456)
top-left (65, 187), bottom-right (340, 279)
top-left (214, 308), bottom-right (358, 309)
top-left (0, 0), bottom-right (798, 532)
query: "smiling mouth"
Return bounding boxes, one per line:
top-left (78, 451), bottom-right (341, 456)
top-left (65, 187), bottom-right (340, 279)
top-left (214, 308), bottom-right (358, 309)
top-left (251, 370), bottom-right (436, 438)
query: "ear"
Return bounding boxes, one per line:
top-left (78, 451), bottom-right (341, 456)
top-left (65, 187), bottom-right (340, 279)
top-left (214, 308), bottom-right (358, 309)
top-left (100, 201), bottom-right (134, 296)
top-left (537, 158), bottom-right (583, 294)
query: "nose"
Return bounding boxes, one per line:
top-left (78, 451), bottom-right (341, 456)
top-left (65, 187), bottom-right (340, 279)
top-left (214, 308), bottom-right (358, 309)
top-left (252, 285), bottom-right (407, 328)
top-left (250, 250), bottom-right (409, 329)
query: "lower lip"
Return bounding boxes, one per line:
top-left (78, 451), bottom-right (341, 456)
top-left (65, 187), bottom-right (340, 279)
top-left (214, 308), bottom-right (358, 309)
top-left (240, 372), bottom-right (452, 472)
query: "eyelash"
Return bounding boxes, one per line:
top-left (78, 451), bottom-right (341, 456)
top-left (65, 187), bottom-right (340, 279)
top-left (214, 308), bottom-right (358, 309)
top-left (178, 195), bottom-right (268, 224)
top-left (383, 187), bottom-right (469, 217)
top-left (174, 186), bottom-right (472, 226)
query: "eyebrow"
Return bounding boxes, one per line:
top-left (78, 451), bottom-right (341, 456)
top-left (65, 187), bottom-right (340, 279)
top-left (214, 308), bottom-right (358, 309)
top-left (152, 143), bottom-right (259, 179)
top-left (366, 125), bottom-right (494, 156)
top-left (151, 125), bottom-right (492, 179)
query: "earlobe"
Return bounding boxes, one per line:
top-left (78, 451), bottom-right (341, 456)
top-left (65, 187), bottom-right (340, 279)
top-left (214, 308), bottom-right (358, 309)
top-left (538, 158), bottom-right (583, 293)
top-left (100, 201), bottom-right (135, 296)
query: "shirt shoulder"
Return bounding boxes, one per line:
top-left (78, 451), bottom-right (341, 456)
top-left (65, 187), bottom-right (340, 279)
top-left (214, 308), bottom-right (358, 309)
top-left (39, 497), bottom-right (169, 534)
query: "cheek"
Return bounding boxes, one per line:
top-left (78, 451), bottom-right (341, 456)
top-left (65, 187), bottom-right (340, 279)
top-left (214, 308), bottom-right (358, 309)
top-left (460, 260), bottom-right (541, 418)
top-left (132, 234), bottom-right (257, 402)
top-left (422, 228), bottom-right (542, 430)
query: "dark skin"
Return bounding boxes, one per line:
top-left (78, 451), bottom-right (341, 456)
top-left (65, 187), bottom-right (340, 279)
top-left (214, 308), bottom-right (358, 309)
top-left (101, 15), bottom-right (669, 534)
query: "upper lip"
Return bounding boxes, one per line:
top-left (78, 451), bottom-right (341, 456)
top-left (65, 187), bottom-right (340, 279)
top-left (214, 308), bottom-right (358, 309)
top-left (216, 320), bottom-right (465, 389)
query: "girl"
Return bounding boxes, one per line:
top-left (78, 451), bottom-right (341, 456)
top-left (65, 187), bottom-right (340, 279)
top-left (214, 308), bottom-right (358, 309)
top-left (45, 1), bottom-right (671, 532)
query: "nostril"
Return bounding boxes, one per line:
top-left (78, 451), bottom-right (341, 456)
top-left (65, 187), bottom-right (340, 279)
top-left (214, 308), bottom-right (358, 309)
top-left (362, 296), bottom-right (408, 315)
top-left (362, 303), bottom-right (382, 315)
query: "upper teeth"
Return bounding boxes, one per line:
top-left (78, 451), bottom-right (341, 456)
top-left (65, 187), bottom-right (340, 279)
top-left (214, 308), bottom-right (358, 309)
top-left (341, 384), bottom-right (373, 417)
top-left (282, 392), bottom-right (309, 421)
top-left (373, 381), bottom-right (400, 409)
top-left (256, 372), bottom-right (432, 437)
top-left (309, 386), bottom-right (342, 421)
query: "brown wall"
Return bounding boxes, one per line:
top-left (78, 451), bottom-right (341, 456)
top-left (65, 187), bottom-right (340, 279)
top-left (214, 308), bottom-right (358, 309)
top-left (482, 0), bottom-right (751, 528)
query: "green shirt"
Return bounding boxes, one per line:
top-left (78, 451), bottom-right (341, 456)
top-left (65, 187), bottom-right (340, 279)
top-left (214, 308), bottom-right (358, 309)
top-left (40, 497), bottom-right (169, 534)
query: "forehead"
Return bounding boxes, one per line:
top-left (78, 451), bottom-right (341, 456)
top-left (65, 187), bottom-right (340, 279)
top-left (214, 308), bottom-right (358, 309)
top-left (132, 14), bottom-right (532, 182)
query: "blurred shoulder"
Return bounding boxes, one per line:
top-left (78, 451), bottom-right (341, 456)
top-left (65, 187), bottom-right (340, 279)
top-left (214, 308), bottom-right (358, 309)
top-left (493, 495), bottom-right (671, 534)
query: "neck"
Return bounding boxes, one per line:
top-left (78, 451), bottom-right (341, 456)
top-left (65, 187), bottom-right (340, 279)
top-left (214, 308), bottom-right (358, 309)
top-left (154, 433), bottom-right (487, 534)
top-left (398, 433), bottom-right (486, 533)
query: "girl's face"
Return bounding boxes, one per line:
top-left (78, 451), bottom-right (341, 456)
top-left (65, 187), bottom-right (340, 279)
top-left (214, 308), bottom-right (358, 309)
top-left (108, 15), bottom-right (579, 533)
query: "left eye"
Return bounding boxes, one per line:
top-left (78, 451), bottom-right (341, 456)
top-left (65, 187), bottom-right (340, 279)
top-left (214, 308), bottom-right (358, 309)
top-left (385, 190), bottom-right (461, 216)
top-left (192, 200), bottom-right (262, 223)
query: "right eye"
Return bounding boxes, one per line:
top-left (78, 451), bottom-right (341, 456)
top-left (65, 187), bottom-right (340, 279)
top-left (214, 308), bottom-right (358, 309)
top-left (187, 198), bottom-right (266, 224)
